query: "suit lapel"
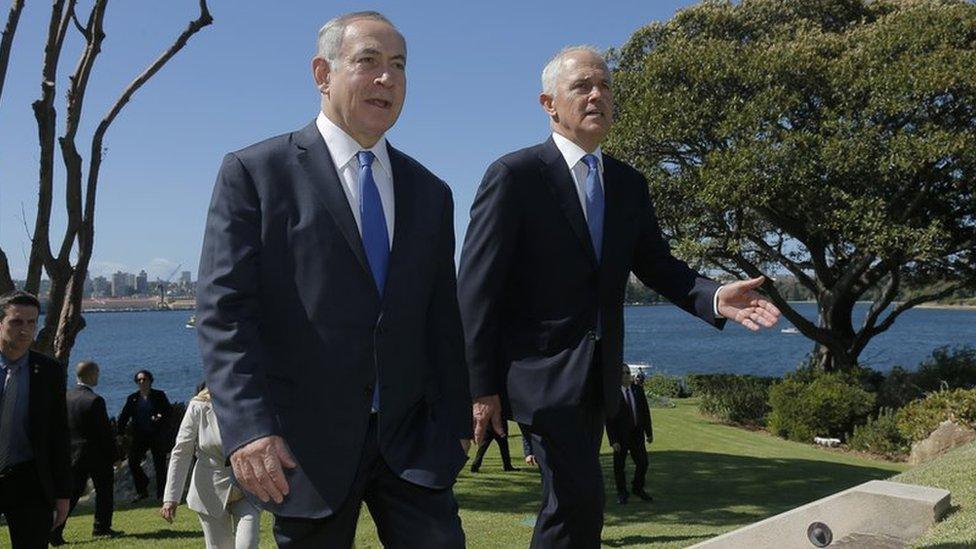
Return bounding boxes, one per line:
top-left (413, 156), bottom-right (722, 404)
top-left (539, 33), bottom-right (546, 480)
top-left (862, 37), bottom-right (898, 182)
top-left (382, 143), bottom-right (417, 308)
top-left (293, 121), bottom-right (372, 280)
top-left (599, 154), bottom-right (627, 275)
top-left (539, 138), bottom-right (598, 265)
top-left (26, 352), bottom-right (40, 446)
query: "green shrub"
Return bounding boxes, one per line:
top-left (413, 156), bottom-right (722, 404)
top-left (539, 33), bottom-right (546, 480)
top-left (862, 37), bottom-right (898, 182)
top-left (877, 366), bottom-right (924, 410)
top-left (895, 388), bottom-right (976, 442)
top-left (643, 374), bottom-right (687, 398)
top-left (689, 374), bottom-right (776, 427)
top-left (878, 346), bottom-right (976, 410)
top-left (767, 372), bottom-right (875, 443)
top-left (848, 408), bottom-right (908, 458)
top-left (915, 346), bottom-right (976, 392)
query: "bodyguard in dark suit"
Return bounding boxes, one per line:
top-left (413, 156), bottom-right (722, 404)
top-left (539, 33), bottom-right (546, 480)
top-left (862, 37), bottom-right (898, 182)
top-left (0, 291), bottom-right (71, 548)
top-left (458, 46), bottom-right (781, 548)
top-left (196, 11), bottom-right (470, 548)
top-left (117, 369), bottom-right (172, 500)
top-left (51, 361), bottom-right (122, 545)
top-left (606, 368), bottom-right (653, 505)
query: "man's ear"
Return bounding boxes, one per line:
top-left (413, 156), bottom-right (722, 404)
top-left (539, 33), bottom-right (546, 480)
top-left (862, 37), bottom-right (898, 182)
top-left (312, 57), bottom-right (331, 94)
top-left (539, 92), bottom-right (558, 122)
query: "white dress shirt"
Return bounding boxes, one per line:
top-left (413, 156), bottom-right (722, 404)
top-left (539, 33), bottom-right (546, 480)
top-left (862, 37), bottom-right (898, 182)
top-left (550, 131), bottom-right (724, 318)
top-left (316, 111), bottom-right (395, 247)
top-left (552, 132), bottom-right (603, 222)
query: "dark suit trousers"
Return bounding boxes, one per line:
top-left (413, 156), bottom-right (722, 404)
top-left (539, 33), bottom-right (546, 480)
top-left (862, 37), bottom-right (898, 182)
top-left (52, 457), bottom-right (115, 537)
top-left (273, 415), bottom-right (465, 549)
top-left (612, 430), bottom-right (648, 496)
top-left (521, 351), bottom-right (606, 549)
top-left (470, 429), bottom-right (513, 471)
top-left (0, 462), bottom-right (53, 548)
top-left (128, 433), bottom-right (167, 498)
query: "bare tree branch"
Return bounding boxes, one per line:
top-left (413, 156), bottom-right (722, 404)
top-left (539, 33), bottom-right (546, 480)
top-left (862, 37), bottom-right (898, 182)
top-left (743, 232), bottom-right (819, 294)
top-left (0, 249), bottom-right (13, 294)
top-left (27, 0), bottom-right (75, 294)
top-left (0, 0), bottom-right (25, 107)
top-left (852, 266), bottom-right (899, 355)
top-left (55, 0), bottom-right (213, 360)
top-left (57, 0), bottom-right (106, 265)
top-left (867, 283), bottom-right (968, 340)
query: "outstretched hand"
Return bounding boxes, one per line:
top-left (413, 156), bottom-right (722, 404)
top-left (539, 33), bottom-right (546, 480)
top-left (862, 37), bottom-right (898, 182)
top-left (716, 276), bottom-right (781, 331)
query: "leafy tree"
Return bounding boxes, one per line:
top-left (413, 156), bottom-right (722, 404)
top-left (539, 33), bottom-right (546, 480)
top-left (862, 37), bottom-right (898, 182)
top-left (607, 0), bottom-right (976, 372)
top-left (0, 1), bottom-right (212, 362)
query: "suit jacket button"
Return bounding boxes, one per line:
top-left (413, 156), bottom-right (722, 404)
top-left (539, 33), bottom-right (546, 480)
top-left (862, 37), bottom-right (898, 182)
top-left (587, 331), bottom-right (597, 341)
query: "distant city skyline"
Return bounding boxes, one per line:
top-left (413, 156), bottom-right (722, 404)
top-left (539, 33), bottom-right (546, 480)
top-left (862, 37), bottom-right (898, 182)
top-left (0, 0), bottom-right (697, 281)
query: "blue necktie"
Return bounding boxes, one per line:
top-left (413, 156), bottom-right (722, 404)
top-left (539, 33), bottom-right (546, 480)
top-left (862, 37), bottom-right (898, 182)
top-left (357, 151), bottom-right (390, 295)
top-left (357, 150), bottom-right (389, 412)
top-left (582, 154), bottom-right (604, 261)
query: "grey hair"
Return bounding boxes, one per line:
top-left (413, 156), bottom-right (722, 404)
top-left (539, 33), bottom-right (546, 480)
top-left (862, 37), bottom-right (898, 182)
top-left (541, 45), bottom-right (608, 96)
top-left (316, 11), bottom-right (400, 65)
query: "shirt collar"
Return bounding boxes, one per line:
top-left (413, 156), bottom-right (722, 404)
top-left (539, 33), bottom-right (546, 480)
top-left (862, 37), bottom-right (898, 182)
top-left (552, 132), bottom-right (603, 173)
top-left (77, 382), bottom-right (94, 390)
top-left (0, 350), bottom-right (29, 372)
top-left (316, 111), bottom-right (393, 179)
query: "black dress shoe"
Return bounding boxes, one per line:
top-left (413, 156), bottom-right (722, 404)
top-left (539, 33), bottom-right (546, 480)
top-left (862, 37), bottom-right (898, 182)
top-left (632, 489), bottom-right (653, 501)
top-left (49, 533), bottom-right (66, 546)
top-left (616, 494), bottom-right (629, 504)
top-left (503, 466), bottom-right (519, 472)
top-left (92, 527), bottom-right (124, 538)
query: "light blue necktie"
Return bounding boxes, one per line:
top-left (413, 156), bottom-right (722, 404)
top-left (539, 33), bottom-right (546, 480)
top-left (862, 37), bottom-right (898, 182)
top-left (582, 154), bottom-right (604, 261)
top-left (357, 150), bottom-right (389, 412)
top-left (583, 154), bottom-right (605, 338)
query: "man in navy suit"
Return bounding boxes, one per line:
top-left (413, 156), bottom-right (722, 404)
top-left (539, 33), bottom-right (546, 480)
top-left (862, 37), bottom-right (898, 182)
top-left (606, 368), bottom-right (653, 505)
top-left (458, 45), bottom-right (780, 548)
top-left (197, 11), bottom-right (470, 548)
top-left (0, 291), bottom-right (71, 547)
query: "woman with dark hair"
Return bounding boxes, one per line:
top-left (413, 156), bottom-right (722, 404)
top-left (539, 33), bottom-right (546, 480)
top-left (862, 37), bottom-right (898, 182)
top-left (117, 369), bottom-right (172, 500)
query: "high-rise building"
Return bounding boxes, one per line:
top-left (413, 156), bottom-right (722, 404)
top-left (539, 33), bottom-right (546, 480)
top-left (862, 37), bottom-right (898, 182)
top-left (136, 270), bottom-right (149, 294)
top-left (111, 271), bottom-right (129, 297)
top-left (92, 276), bottom-right (110, 297)
top-left (180, 271), bottom-right (192, 285)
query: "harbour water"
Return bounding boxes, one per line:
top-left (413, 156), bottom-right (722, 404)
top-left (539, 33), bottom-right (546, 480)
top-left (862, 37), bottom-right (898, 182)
top-left (67, 304), bottom-right (976, 415)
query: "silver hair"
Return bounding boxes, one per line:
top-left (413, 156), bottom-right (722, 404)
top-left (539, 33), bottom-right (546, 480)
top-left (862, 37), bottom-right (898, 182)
top-left (541, 45), bottom-right (608, 96)
top-left (316, 11), bottom-right (399, 65)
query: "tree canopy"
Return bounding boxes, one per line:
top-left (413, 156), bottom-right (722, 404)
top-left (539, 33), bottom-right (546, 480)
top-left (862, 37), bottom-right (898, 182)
top-left (607, 0), bottom-right (976, 371)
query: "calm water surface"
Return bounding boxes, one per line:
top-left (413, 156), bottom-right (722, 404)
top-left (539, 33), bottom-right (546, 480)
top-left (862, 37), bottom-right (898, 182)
top-left (68, 304), bottom-right (976, 415)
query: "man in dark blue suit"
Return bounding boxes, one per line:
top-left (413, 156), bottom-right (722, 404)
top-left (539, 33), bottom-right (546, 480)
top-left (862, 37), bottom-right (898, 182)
top-left (458, 46), bottom-right (781, 548)
top-left (197, 11), bottom-right (471, 548)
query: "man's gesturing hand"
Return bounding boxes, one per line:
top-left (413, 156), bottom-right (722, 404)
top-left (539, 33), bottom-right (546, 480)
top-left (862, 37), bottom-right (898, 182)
top-left (472, 394), bottom-right (504, 445)
top-left (230, 435), bottom-right (297, 504)
top-left (717, 276), bottom-right (781, 331)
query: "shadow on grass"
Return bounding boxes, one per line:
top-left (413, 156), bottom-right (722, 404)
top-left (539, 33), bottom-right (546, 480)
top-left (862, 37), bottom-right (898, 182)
top-left (456, 449), bottom-right (896, 530)
top-left (63, 530), bottom-right (202, 545)
top-left (603, 533), bottom-right (716, 546)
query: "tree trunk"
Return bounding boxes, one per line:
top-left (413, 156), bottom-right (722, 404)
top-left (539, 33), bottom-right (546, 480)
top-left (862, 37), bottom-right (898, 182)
top-left (810, 294), bottom-right (859, 372)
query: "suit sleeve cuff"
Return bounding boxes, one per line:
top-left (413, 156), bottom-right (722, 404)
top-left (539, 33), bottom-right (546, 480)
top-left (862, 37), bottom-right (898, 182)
top-left (713, 284), bottom-right (726, 319)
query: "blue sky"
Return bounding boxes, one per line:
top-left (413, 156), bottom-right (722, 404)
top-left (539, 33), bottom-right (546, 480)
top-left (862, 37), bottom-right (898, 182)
top-left (1, 0), bottom-right (696, 281)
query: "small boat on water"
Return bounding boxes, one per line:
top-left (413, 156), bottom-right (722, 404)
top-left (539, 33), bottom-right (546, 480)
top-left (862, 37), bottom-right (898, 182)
top-left (781, 327), bottom-right (799, 334)
top-left (185, 315), bottom-right (196, 329)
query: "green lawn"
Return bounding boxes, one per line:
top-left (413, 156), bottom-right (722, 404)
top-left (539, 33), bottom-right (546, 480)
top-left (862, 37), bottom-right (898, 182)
top-left (14, 400), bottom-right (912, 548)
top-left (897, 441), bottom-right (976, 548)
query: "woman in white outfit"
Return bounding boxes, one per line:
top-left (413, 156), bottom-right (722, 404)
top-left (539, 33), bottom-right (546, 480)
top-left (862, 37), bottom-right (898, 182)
top-left (159, 386), bottom-right (261, 548)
